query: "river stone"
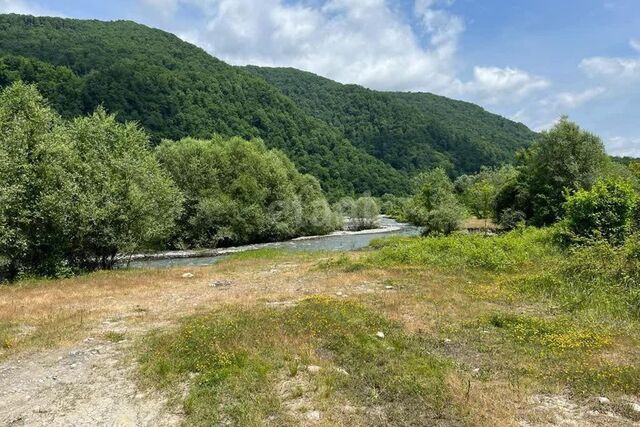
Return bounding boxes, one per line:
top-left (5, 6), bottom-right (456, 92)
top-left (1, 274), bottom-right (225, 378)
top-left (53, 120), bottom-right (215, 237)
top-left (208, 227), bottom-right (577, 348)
top-left (307, 365), bottom-right (321, 374)
top-left (306, 410), bottom-right (321, 421)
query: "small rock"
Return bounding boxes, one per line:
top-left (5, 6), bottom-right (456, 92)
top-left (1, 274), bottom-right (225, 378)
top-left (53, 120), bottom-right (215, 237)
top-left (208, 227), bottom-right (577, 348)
top-left (630, 402), bottom-right (640, 413)
top-left (181, 272), bottom-right (194, 278)
top-left (336, 291), bottom-right (343, 296)
top-left (335, 367), bottom-right (349, 376)
top-left (376, 331), bottom-right (385, 339)
top-left (209, 280), bottom-right (232, 287)
top-left (597, 396), bottom-right (610, 404)
top-left (307, 365), bottom-right (321, 374)
top-left (385, 285), bottom-right (394, 290)
top-left (306, 410), bottom-right (321, 421)
top-left (472, 368), bottom-right (480, 374)
top-left (444, 338), bottom-right (452, 344)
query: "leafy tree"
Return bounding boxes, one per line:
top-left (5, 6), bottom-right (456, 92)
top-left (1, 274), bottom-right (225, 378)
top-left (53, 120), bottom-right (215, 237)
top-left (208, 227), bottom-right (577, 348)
top-left (524, 118), bottom-right (609, 225)
top-left (405, 168), bottom-right (465, 235)
top-left (0, 82), bottom-right (181, 279)
top-left (156, 136), bottom-right (341, 248)
top-left (563, 179), bottom-right (636, 246)
top-left (347, 197), bottom-right (380, 231)
top-left (0, 82), bottom-right (75, 278)
top-left (64, 109), bottom-right (183, 269)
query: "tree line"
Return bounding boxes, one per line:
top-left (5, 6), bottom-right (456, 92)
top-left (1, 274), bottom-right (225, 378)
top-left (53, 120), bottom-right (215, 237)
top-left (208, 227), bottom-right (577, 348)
top-left (387, 117), bottom-right (640, 248)
top-left (0, 83), bottom-right (384, 281)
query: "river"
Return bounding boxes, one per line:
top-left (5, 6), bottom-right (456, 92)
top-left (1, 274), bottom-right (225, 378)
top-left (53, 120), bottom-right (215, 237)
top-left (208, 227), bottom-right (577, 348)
top-left (126, 216), bottom-right (420, 269)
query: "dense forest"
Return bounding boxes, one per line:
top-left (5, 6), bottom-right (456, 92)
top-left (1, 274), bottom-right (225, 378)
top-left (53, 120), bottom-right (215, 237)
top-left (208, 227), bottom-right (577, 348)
top-left (0, 14), bottom-right (537, 196)
top-left (245, 66), bottom-right (537, 175)
top-left (0, 14), bottom-right (406, 197)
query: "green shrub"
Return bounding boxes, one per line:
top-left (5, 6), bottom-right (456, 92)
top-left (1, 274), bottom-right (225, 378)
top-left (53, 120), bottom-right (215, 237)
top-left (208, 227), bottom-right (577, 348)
top-left (0, 82), bottom-right (182, 279)
top-left (564, 179), bottom-right (636, 246)
top-left (405, 168), bottom-right (466, 235)
top-left (156, 136), bottom-right (341, 248)
top-left (368, 227), bottom-right (554, 272)
top-left (347, 197), bottom-right (380, 231)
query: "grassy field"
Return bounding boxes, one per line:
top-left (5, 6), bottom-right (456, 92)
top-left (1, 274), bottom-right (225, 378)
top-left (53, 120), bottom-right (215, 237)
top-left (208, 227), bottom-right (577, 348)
top-left (1, 229), bottom-right (640, 425)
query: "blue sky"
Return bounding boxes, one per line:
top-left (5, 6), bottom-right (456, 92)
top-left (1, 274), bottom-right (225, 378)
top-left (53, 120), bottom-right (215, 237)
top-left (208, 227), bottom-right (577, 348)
top-left (2, 0), bottom-right (639, 156)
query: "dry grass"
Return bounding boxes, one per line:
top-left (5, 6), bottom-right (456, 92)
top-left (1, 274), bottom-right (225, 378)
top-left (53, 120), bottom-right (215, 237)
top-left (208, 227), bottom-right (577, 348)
top-left (1, 244), bottom-right (639, 426)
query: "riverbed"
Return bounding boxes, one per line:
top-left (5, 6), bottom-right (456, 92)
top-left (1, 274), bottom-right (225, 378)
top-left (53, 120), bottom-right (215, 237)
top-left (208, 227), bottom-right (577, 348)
top-left (126, 216), bottom-right (420, 269)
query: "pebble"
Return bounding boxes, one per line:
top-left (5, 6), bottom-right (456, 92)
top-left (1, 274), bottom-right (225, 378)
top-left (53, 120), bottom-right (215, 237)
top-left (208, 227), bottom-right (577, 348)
top-left (335, 367), bottom-right (349, 376)
top-left (306, 410), bottom-right (321, 421)
top-left (209, 280), bottom-right (232, 287)
top-left (472, 368), bottom-right (480, 374)
top-left (385, 285), bottom-right (394, 290)
top-left (376, 331), bottom-right (385, 339)
top-left (444, 338), bottom-right (452, 344)
top-left (597, 396), bottom-right (610, 404)
top-left (307, 365), bottom-right (321, 374)
top-left (181, 272), bottom-right (194, 278)
top-left (631, 402), bottom-right (640, 413)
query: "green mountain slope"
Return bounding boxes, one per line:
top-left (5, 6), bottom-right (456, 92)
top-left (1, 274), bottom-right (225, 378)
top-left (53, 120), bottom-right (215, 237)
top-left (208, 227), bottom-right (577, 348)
top-left (245, 66), bottom-right (537, 175)
top-left (0, 14), bottom-right (406, 197)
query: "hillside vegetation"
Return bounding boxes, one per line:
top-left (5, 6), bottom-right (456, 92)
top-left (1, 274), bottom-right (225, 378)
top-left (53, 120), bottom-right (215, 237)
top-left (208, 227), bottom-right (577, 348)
top-left (0, 14), bottom-right (406, 197)
top-left (246, 66), bottom-right (537, 175)
top-left (0, 14), bottom-right (538, 195)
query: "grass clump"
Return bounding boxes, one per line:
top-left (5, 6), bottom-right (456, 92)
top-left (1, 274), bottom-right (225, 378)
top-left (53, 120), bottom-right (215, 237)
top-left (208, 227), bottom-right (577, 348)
top-left (139, 297), bottom-right (456, 426)
top-left (0, 322), bottom-right (15, 349)
top-left (488, 313), bottom-right (611, 353)
top-left (104, 331), bottom-right (126, 343)
top-left (367, 227), bottom-right (555, 272)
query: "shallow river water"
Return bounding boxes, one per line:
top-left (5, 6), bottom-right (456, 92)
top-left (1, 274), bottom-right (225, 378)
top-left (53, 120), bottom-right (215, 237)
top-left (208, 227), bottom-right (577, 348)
top-left (127, 217), bottom-right (420, 269)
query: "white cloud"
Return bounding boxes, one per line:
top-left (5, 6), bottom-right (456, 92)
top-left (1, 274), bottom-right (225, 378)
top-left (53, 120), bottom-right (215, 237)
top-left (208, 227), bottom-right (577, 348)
top-left (137, 0), bottom-right (550, 106)
top-left (465, 66), bottom-right (550, 104)
top-left (0, 0), bottom-right (38, 14)
top-left (630, 38), bottom-right (640, 53)
top-left (0, 0), bottom-right (60, 16)
top-left (541, 87), bottom-right (605, 110)
top-left (606, 136), bottom-right (640, 157)
top-left (580, 56), bottom-right (640, 80)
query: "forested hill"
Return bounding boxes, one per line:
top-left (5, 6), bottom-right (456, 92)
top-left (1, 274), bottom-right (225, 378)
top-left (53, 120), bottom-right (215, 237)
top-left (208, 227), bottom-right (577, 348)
top-left (245, 66), bottom-right (537, 175)
top-left (0, 14), bottom-right (406, 197)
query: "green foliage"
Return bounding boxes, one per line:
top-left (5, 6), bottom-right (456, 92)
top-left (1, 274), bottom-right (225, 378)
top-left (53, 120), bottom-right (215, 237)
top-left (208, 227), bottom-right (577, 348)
top-left (0, 14), bottom-right (406, 197)
top-left (563, 179), bottom-right (637, 246)
top-left (378, 193), bottom-right (408, 219)
top-left (0, 82), bottom-right (182, 280)
top-left (368, 227), bottom-right (554, 272)
top-left (139, 297), bottom-right (454, 425)
top-left (347, 197), bottom-right (380, 231)
top-left (524, 118), bottom-right (610, 225)
top-left (246, 66), bottom-right (537, 176)
top-left (404, 168), bottom-right (465, 235)
top-left (456, 165), bottom-right (518, 220)
top-left (156, 136), bottom-right (341, 248)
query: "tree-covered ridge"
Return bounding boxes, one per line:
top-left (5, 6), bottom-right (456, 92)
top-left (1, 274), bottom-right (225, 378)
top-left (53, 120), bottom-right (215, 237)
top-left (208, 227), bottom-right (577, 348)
top-left (245, 66), bottom-right (538, 175)
top-left (0, 14), bottom-right (406, 197)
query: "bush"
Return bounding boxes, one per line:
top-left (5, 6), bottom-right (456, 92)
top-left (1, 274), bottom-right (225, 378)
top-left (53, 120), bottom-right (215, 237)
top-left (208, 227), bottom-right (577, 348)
top-left (0, 82), bottom-right (182, 279)
top-left (156, 136), bottom-right (341, 247)
top-left (563, 179), bottom-right (636, 246)
top-left (347, 197), bottom-right (380, 231)
top-left (405, 168), bottom-right (466, 235)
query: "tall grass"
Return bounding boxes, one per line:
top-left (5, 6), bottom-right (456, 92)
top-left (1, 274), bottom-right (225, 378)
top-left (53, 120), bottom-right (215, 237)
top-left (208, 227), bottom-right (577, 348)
top-left (367, 227), bottom-right (556, 272)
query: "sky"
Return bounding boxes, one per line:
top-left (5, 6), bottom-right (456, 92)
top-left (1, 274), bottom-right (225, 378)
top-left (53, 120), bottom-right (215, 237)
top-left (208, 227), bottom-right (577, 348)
top-left (1, 0), bottom-right (639, 156)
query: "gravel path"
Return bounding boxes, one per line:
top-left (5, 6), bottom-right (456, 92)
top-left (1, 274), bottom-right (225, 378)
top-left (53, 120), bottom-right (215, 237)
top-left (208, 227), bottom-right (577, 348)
top-left (0, 336), bottom-right (181, 426)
